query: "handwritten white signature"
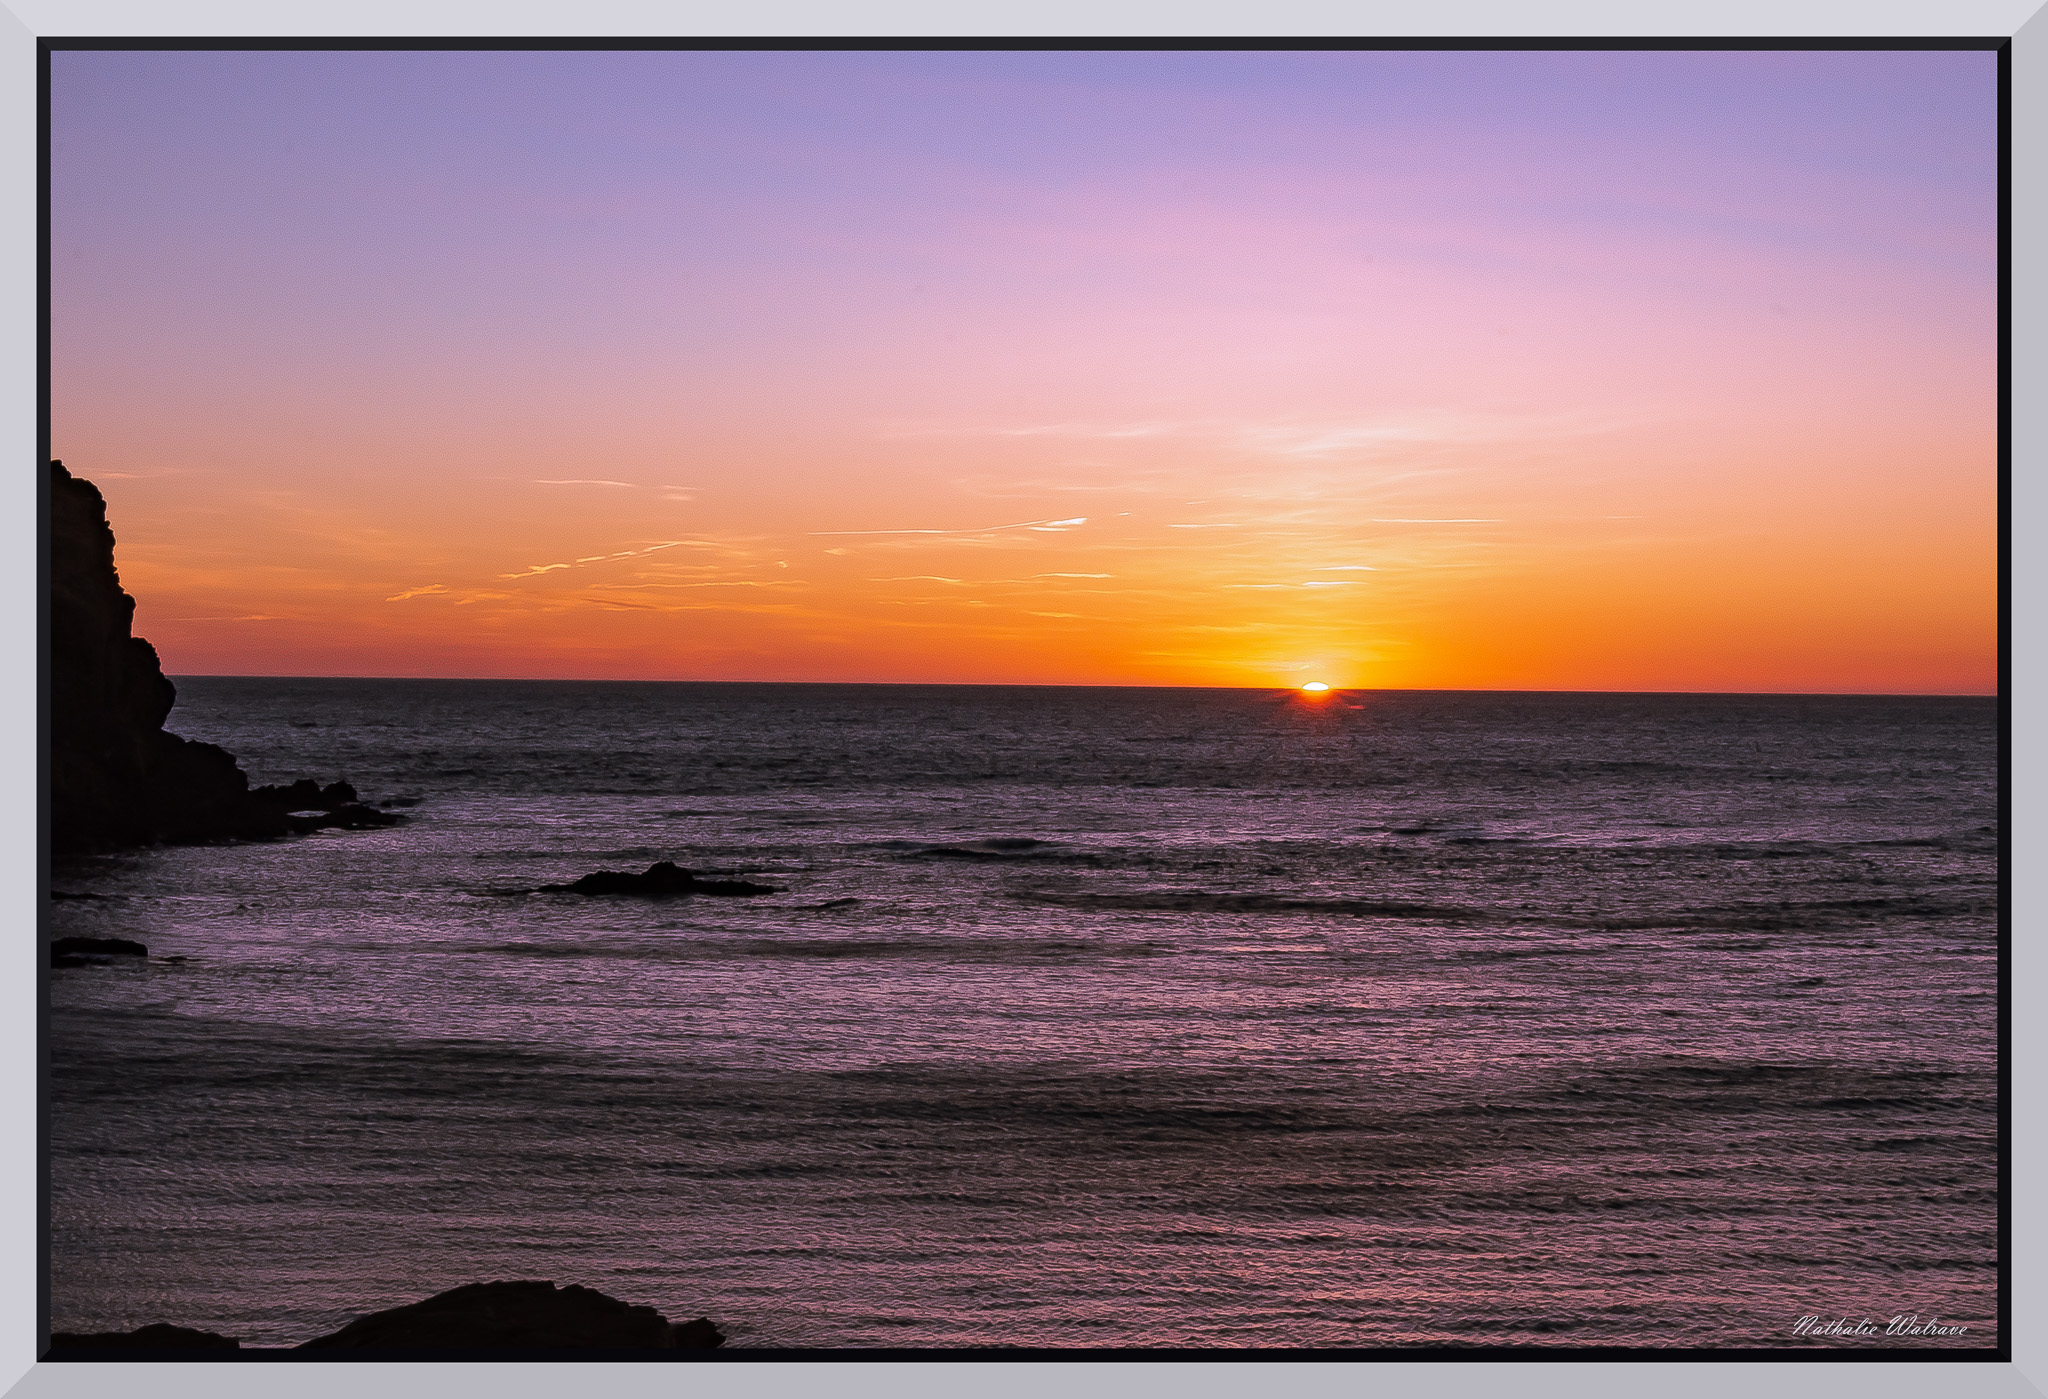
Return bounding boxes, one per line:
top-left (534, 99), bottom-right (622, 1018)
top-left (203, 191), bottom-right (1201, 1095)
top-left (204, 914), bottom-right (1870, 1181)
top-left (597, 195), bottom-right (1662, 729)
top-left (1792, 1314), bottom-right (1970, 1338)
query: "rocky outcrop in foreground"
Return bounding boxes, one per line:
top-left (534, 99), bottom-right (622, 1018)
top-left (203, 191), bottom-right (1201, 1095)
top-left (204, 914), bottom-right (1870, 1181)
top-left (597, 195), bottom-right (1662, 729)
top-left (45, 1281), bottom-right (725, 1356)
top-left (300, 1281), bottom-right (725, 1350)
top-left (50, 460), bottom-right (404, 855)
top-left (538, 860), bottom-right (780, 897)
top-left (46, 1324), bottom-right (238, 1351)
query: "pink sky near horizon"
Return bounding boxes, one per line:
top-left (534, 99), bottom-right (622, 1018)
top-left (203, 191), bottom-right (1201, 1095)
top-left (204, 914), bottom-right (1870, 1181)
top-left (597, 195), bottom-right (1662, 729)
top-left (51, 49), bottom-right (1999, 692)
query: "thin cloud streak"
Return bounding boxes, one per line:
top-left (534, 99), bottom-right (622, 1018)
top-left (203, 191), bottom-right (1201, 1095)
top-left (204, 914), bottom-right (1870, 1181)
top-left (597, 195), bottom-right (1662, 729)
top-left (810, 517), bottom-right (1087, 537)
top-left (500, 540), bottom-right (688, 579)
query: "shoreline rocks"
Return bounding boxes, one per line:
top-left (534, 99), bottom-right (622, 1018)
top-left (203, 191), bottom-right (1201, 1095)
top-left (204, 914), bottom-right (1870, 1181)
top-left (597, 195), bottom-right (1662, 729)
top-left (299, 1280), bottom-right (725, 1351)
top-left (538, 860), bottom-right (781, 898)
top-left (247, 778), bottom-right (406, 834)
top-left (47, 1324), bottom-right (239, 1352)
top-left (50, 460), bottom-right (405, 855)
top-left (46, 1282), bottom-right (725, 1356)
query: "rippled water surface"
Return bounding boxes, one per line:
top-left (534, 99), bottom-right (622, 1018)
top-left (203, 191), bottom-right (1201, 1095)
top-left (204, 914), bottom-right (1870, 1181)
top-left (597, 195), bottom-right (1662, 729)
top-left (48, 681), bottom-right (2000, 1348)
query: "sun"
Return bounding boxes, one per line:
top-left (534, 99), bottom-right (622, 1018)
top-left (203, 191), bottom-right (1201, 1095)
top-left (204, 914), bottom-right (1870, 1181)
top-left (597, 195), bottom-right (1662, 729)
top-left (1300, 681), bottom-right (1331, 693)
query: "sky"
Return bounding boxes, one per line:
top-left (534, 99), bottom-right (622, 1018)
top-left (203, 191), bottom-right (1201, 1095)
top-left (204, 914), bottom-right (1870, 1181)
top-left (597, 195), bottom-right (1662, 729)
top-left (49, 48), bottom-right (1999, 692)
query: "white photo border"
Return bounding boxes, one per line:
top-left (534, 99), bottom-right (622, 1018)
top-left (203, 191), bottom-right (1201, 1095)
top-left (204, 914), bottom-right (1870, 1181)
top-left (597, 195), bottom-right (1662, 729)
top-left (5, 3), bottom-right (2037, 1397)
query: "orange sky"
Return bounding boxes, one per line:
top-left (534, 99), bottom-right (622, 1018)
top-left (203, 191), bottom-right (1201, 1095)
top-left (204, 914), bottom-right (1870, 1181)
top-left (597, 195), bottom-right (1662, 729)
top-left (52, 51), bottom-right (1999, 693)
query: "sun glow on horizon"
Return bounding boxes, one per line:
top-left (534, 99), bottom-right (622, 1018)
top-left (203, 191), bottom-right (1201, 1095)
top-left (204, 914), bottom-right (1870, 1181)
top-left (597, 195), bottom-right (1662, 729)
top-left (1301, 681), bottom-right (1331, 693)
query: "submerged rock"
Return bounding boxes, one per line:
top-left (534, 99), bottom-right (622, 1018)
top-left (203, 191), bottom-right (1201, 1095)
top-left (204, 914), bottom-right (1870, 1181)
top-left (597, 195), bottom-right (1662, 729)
top-left (50, 936), bottom-right (147, 960)
top-left (297, 1280), bottom-right (724, 1350)
top-left (249, 778), bottom-right (360, 810)
top-left (248, 778), bottom-right (407, 833)
top-left (538, 860), bottom-right (780, 898)
top-left (47, 1323), bottom-right (239, 1352)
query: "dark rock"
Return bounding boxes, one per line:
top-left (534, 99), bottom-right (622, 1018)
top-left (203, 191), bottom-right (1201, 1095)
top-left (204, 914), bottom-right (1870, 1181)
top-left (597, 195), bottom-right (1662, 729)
top-left (51, 956), bottom-right (91, 970)
top-left (280, 803), bottom-right (406, 835)
top-left (247, 779), bottom-right (406, 833)
top-left (297, 1280), bottom-right (722, 1350)
top-left (50, 457), bottom-right (282, 852)
top-left (51, 937), bottom-right (147, 958)
top-left (50, 461), bottom-right (400, 855)
top-left (538, 860), bottom-right (780, 897)
top-left (670, 1317), bottom-right (726, 1349)
top-left (48, 1323), bottom-right (239, 1351)
top-left (249, 778), bottom-right (358, 810)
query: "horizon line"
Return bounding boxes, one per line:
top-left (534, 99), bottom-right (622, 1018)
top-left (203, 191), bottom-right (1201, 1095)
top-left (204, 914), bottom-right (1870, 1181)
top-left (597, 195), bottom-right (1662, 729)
top-left (165, 674), bottom-right (1999, 700)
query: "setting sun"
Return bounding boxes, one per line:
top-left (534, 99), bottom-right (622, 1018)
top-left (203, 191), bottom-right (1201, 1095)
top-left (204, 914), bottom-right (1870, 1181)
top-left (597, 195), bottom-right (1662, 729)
top-left (1301, 682), bottom-right (1331, 692)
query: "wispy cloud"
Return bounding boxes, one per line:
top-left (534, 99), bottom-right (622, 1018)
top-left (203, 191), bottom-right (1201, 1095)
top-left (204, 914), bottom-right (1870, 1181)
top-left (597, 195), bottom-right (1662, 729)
top-left (611, 579), bottom-right (801, 590)
top-left (883, 419), bottom-right (1180, 442)
top-left (910, 410), bottom-right (1639, 463)
top-left (1370, 518), bottom-right (1503, 524)
top-left (500, 540), bottom-right (687, 579)
top-left (386, 584), bottom-right (449, 602)
top-left (534, 478), bottom-right (637, 487)
top-left (992, 422), bottom-right (1183, 440)
top-left (811, 516), bottom-right (1087, 537)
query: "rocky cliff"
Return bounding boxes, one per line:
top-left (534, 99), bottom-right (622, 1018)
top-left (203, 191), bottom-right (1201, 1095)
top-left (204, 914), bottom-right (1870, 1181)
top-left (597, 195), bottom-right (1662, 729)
top-left (50, 460), bottom-right (397, 856)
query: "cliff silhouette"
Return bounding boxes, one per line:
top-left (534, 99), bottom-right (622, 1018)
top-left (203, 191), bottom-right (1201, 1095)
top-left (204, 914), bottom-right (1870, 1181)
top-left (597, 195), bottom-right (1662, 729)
top-left (49, 460), bottom-right (400, 856)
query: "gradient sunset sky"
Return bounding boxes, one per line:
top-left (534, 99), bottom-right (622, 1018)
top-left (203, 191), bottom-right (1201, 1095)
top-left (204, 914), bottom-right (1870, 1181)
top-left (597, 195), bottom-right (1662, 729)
top-left (50, 48), bottom-right (1998, 692)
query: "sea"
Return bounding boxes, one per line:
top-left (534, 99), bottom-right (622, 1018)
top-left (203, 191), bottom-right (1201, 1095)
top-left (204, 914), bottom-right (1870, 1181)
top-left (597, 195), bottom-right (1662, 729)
top-left (46, 679), bottom-right (2002, 1350)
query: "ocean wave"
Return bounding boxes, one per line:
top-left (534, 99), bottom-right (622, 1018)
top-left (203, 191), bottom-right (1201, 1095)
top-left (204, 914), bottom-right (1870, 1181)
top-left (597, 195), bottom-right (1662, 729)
top-left (1587, 893), bottom-right (1992, 934)
top-left (1011, 888), bottom-right (1478, 919)
top-left (886, 837), bottom-right (1111, 865)
top-left (473, 936), bottom-right (1173, 964)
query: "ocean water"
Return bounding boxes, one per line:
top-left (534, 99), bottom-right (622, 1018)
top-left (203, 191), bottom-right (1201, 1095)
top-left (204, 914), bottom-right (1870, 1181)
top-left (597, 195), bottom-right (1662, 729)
top-left (47, 680), bottom-right (2000, 1350)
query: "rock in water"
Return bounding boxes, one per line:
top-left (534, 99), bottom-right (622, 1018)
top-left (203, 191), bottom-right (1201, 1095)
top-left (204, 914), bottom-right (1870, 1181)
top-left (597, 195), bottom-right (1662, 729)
top-left (47, 1323), bottom-right (239, 1352)
top-left (49, 460), bottom-right (403, 854)
top-left (296, 1280), bottom-right (724, 1350)
top-left (539, 860), bottom-right (780, 897)
top-left (246, 778), bottom-right (405, 832)
top-left (50, 937), bottom-right (147, 959)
